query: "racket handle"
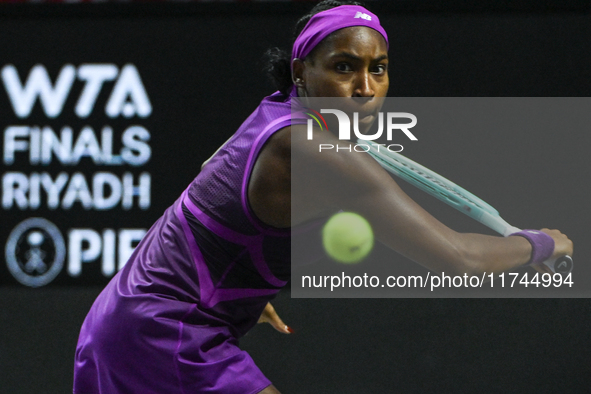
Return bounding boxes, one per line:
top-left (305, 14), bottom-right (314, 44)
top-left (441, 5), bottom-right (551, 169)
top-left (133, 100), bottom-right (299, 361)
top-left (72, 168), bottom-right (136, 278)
top-left (541, 255), bottom-right (573, 275)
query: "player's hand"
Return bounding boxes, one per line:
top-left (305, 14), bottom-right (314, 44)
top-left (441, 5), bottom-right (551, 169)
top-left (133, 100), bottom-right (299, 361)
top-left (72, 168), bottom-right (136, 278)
top-left (531, 229), bottom-right (573, 274)
top-left (257, 302), bottom-right (293, 334)
top-left (541, 228), bottom-right (574, 259)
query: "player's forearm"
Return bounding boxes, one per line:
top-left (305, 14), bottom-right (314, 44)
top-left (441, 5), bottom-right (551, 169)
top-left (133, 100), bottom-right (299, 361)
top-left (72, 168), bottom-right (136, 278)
top-left (362, 191), bottom-right (532, 276)
top-left (352, 178), bottom-right (536, 275)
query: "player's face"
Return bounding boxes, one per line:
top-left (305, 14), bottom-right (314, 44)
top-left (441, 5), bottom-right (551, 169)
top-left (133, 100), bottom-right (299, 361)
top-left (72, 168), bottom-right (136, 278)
top-left (299, 26), bottom-right (389, 99)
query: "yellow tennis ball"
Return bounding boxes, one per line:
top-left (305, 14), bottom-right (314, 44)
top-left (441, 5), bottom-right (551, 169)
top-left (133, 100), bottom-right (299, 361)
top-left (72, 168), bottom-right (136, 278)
top-left (322, 212), bottom-right (374, 264)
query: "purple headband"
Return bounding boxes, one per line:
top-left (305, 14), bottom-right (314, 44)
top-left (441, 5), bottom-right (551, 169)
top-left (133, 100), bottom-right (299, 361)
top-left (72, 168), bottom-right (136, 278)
top-left (292, 5), bottom-right (389, 62)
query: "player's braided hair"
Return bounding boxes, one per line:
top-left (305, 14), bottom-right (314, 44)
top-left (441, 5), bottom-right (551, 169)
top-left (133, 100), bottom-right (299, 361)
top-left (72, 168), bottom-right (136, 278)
top-left (263, 0), bottom-right (366, 96)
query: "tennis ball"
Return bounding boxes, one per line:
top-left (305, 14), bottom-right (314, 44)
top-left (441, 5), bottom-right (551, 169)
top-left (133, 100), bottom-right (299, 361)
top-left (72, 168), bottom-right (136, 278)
top-left (322, 212), bottom-right (374, 264)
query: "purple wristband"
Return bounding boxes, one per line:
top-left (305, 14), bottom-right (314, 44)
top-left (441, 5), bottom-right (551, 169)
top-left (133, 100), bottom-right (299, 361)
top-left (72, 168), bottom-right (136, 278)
top-left (510, 230), bottom-right (555, 266)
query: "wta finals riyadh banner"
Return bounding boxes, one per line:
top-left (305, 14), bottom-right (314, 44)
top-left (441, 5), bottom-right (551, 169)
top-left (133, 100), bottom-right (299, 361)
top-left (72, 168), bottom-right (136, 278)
top-left (1, 64), bottom-right (152, 287)
top-left (290, 97), bottom-right (590, 298)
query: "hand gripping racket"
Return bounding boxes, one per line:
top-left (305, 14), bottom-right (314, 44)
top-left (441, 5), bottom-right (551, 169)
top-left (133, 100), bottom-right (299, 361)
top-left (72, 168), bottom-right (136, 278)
top-left (360, 141), bottom-right (573, 274)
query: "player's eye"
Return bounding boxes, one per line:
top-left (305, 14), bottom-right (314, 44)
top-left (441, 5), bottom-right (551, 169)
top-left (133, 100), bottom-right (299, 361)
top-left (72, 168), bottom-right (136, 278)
top-left (371, 64), bottom-right (388, 75)
top-left (335, 62), bottom-right (353, 73)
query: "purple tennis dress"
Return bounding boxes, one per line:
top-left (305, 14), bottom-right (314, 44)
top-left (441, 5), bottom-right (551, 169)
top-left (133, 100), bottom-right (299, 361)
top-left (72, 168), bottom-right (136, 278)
top-left (74, 91), bottom-right (299, 394)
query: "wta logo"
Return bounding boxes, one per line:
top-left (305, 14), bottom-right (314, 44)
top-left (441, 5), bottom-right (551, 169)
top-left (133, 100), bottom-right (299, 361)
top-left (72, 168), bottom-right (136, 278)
top-left (304, 108), bottom-right (418, 145)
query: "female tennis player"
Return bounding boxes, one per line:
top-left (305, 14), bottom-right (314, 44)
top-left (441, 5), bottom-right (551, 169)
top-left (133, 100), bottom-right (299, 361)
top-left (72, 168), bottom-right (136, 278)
top-left (74, 1), bottom-right (573, 393)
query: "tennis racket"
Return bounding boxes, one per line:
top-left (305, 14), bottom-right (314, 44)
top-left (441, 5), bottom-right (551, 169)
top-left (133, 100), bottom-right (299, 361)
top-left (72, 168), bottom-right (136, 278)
top-left (360, 141), bottom-right (573, 274)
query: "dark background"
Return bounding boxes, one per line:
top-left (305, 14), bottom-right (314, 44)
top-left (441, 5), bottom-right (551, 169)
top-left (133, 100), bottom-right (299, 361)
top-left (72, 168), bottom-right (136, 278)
top-left (1, 2), bottom-right (590, 393)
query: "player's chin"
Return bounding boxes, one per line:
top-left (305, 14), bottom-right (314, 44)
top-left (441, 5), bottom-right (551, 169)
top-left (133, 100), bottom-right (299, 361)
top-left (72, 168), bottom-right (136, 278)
top-left (357, 113), bottom-right (377, 129)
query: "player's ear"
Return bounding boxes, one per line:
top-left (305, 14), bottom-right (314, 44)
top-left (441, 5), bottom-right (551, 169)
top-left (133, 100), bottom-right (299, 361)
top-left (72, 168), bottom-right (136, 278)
top-left (291, 58), bottom-right (305, 87)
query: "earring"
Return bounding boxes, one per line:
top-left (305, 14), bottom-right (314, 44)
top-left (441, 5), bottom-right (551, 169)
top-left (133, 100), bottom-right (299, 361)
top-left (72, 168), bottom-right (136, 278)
top-left (295, 78), bottom-right (304, 86)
